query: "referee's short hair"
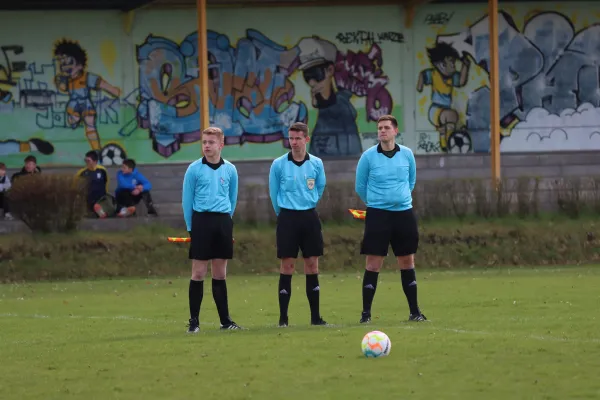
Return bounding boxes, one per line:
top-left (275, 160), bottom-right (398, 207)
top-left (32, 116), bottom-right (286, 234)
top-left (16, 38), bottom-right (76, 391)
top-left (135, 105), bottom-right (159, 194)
top-left (202, 126), bottom-right (224, 140)
top-left (289, 122), bottom-right (309, 137)
top-left (377, 115), bottom-right (398, 128)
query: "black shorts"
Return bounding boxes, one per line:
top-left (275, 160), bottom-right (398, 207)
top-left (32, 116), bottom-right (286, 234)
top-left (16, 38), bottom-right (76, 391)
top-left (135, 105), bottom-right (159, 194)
top-left (189, 211), bottom-right (234, 260)
top-left (360, 207), bottom-right (419, 257)
top-left (276, 208), bottom-right (323, 259)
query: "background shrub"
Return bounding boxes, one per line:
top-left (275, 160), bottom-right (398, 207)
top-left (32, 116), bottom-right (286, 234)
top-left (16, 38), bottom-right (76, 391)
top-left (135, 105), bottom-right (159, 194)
top-left (8, 173), bottom-right (87, 233)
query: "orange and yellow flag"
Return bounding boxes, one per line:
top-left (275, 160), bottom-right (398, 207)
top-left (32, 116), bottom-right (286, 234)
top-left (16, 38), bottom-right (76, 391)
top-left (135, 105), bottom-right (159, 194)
top-left (167, 237), bottom-right (235, 243)
top-left (348, 209), bottom-right (366, 220)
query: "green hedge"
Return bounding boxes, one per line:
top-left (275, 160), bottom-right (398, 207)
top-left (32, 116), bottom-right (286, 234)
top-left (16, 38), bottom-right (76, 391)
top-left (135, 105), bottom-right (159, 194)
top-left (1, 217), bottom-right (599, 282)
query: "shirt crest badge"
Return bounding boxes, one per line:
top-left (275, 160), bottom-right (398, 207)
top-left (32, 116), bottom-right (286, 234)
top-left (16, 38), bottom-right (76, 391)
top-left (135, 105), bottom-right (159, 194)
top-left (306, 178), bottom-right (315, 190)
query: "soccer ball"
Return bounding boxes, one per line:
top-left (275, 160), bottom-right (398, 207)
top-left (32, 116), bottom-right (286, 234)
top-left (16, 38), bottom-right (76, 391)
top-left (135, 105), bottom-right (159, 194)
top-left (100, 143), bottom-right (126, 166)
top-left (361, 330), bottom-right (391, 358)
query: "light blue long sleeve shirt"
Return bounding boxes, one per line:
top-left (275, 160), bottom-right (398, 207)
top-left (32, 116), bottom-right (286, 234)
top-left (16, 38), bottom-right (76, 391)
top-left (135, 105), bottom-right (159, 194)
top-left (269, 152), bottom-right (326, 215)
top-left (355, 143), bottom-right (416, 211)
top-left (182, 157), bottom-right (238, 231)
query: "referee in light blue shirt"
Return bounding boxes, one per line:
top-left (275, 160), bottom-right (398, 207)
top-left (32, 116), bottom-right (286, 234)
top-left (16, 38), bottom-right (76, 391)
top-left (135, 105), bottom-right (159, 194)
top-left (355, 115), bottom-right (427, 324)
top-left (182, 127), bottom-right (242, 333)
top-left (269, 122), bottom-right (328, 328)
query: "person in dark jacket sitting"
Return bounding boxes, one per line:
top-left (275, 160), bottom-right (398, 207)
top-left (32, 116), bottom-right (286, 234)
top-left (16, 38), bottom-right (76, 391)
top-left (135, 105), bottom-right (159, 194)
top-left (11, 155), bottom-right (41, 183)
top-left (0, 162), bottom-right (13, 220)
top-left (115, 158), bottom-right (157, 217)
top-left (76, 151), bottom-right (111, 217)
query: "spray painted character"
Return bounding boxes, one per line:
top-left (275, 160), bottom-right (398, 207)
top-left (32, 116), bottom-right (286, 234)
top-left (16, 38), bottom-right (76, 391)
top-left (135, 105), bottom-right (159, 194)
top-left (416, 42), bottom-right (470, 152)
top-left (297, 37), bottom-right (362, 157)
top-left (53, 39), bottom-right (121, 152)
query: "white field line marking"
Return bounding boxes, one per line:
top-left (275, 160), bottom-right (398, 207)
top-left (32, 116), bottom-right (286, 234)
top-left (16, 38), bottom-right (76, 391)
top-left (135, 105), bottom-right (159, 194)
top-left (1, 313), bottom-right (599, 344)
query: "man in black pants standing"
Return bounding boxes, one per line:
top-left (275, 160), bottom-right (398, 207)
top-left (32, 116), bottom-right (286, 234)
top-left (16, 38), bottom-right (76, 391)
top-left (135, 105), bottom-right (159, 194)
top-left (355, 115), bottom-right (427, 323)
top-left (182, 127), bottom-right (242, 333)
top-left (269, 122), bottom-right (328, 327)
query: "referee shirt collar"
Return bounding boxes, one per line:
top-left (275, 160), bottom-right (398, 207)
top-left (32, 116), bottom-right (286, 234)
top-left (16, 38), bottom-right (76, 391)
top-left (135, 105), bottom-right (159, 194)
top-left (377, 143), bottom-right (400, 155)
top-left (287, 151), bottom-right (310, 166)
top-left (202, 156), bottom-right (224, 170)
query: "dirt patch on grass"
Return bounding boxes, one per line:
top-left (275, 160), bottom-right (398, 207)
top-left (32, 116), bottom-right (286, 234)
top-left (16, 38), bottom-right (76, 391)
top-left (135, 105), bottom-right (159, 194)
top-left (1, 218), bottom-right (599, 282)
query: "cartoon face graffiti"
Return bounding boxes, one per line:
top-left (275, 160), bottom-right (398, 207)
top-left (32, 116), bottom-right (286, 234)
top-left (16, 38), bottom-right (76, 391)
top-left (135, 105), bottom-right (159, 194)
top-left (54, 40), bottom-right (86, 79)
top-left (298, 37), bottom-right (338, 109)
top-left (304, 63), bottom-right (336, 108)
top-left (427, 42), bottom-right (460, 78)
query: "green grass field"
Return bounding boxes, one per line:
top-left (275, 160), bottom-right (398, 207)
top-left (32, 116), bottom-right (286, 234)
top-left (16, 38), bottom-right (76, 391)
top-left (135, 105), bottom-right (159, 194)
top-left (2, 267), bottom-right (599, 399)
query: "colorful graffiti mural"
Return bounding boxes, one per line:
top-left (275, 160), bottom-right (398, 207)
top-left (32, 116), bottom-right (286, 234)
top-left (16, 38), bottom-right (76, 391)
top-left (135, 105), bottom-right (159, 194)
top-left (0, 37), bottom-right (131, 166)
top-left (415, 6), bottom-right (600, 153)
top-left (0, 7), bottom-right (404, 167)
top-left (134, 30), bottom-right (395, 159)
top-left (9, 5), bottom-right (600, 166)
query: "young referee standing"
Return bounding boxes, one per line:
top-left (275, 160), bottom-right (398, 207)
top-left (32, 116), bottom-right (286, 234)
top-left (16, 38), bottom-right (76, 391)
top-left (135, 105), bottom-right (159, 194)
top-left (182, 127), bottom-right (242, 333)
top-left (355, 115), bottom-right (427, 323)
top-left (269, 122), bottom-right (328, 327)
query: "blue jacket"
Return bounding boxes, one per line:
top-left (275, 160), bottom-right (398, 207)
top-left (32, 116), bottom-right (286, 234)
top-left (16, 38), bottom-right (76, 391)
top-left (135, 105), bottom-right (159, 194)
top-left (115, 168), bottom-right (152, 194)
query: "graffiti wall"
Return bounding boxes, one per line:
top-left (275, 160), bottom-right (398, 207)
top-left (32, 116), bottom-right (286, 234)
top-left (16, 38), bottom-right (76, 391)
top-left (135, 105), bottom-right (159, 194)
top-left (0, 7), bottom-right (404, 167)
top-left (3, 4), bottom-right (598, 167)
top-left (414, 3), bottom-right (600, 154)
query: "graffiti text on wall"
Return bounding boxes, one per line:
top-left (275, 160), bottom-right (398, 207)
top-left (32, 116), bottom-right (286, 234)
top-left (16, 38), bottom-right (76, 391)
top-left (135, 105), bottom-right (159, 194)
top-left (335, 31), bottom-right (404, 45)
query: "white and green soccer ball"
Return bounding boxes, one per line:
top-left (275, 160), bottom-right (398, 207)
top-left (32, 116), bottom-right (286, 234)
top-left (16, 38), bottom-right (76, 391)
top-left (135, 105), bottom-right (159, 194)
top-left (361, 330), bottom-right (391, 358)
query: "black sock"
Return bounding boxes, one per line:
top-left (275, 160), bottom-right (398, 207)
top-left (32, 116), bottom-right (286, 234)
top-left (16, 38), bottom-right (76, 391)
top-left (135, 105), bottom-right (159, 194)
top-left (362, 270), bottom-right (379, 313)
top-left (278, 274), bottom-right (292, 320)
top-left (189, 279), bottom-right (204, 320)
top-left (400, 268), bottom-right (420, 315)
top-left (212, 279), bottom-right (230, 325)
top-left (306, 274), bottom-right (321, 321)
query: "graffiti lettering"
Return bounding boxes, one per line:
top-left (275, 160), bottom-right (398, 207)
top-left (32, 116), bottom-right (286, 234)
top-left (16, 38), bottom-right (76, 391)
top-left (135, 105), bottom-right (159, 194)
top-left (207, 29), bottom-right (306, 146)
top-left (417, 133), bottom-right (441, 153)
top-left (0, 45), bottom-right (26, 86)
top-left (335, 31), bottom-right (404, 45)
top-left (335, 44), bottom-right (393, 121)
top-left (519, 12), bottom-right (600, 115)
top-left (19, 62), bottom-right (58, 109)
top-left (424, 12), bottom-right (454, 25)
top-left (137, 29), bottom-right (395, 158)
top-left (137, 30), bottom-right (308, 157)
top-left (0, 45), bottom-right (27, 103)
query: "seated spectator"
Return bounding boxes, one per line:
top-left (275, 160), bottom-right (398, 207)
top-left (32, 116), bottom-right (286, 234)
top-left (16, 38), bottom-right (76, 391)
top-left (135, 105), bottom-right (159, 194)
top-left (75, 151), bottom-right (114, 218)
top-left (0, 162), bottom-right (13, 220)
top-left (115, 159), bottom-right (157, 217)
top-left (11, 155), bottom-right (41, 183)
